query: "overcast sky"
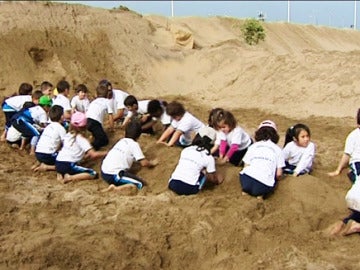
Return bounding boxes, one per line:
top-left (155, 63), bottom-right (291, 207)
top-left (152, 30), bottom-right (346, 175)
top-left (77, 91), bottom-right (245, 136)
top-left (59, 1), bottom-right (359, 30)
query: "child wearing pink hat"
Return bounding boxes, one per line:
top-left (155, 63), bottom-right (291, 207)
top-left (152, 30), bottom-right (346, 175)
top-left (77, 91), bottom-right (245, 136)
top-left (55, 111), bottom-right (107, 184)
top-left (239, 120), bottom-right (285, 199)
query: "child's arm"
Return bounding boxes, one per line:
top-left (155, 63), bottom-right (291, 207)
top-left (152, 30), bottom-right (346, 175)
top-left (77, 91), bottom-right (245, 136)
top-left (328, 153), bottom-right (350, 176)
top-left (157, 126), bottom-right (175, 144)
top-left (113, 108), bottom-right (125, 122)
top-left (210, 144), bottom-right (219, 155)
top-left (85, 148), bottom-right (108, 159)
top-left (121, 116), bottom-right (131, 129)
top-left (219, 140), bottom-right (227, 158)
top-left (108, 113), bottom-right (114, 131)
top-left (224, 143), bottom-right (239, 162)
top-left (293, 144), bottom-right (315, 176)
top-left (139, 158), bottom-right (159, 168)
top-left (167, 130), bottom-right (183, 147)
top-left (275, 167), bottom-right (283, 181)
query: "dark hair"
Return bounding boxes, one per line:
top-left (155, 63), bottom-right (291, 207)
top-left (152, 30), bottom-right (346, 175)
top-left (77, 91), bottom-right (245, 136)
top-left (96, 84), bottom-right (109, 98)
top-left (99, 79), bottom-right (112, 90)
top-left (166, 101), bottom-right (185, 118)
top-left (125, 119), bottom-right (142, 140)
top-left (215, 110), bottom-right (237, 130)
top-left (56, 80), bottom-right (70, 93)
top-left (40, 81), bottom-right (53, 91)
top-left (124, 95), bottom-right (138, 107)
top-left (18, 83), bottom-right (33, 95)
top-left (192, 133), bottom-right (214, 155)
top-left (255, 126), bottom-right (279, 144)
top-left (32, 90), bottom-right (43, 100)
top-left (147, 99), bottom-right (164, 118)
top-left (75, 84), bottom-right (88, 93)
top-left (49, 105), bottom-right (64, 122)
top-left (22, 101), bottom-right (36, 109)
top-left (208, 107), bottom-right (225, 128)
top-left (357, 108), bottom-right (360, 125)
top-left (284, 123), bottom-right (311, 147)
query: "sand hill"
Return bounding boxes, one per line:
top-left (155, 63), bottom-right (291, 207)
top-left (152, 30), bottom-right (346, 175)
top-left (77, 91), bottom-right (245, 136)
top-left (1, 1), bottom-right (360, 269)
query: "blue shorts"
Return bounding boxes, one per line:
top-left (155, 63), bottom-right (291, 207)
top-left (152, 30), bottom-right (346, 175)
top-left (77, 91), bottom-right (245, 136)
top-left (35, 152), bottom-right (58, 165)
top-left (101, 170), bottom-right (144, 189)
top-left (239, 173), bottom-right (276, 198)
top-left (168, 173), bottom-right (206, 195)
top-left (55, 161), bottom-right (97, 177)
top-left (283, 161), bottom-right (309, 176)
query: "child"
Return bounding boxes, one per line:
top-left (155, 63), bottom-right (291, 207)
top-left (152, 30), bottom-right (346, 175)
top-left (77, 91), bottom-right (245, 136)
top-left (122, 95), bottom-right (155, 134)
top-left (55, 111), bottom-right (108, 184)
top-left (52, 80), bottom-right (72, 121)
top-left (239, 120), bottom-right (285, 199)
top-left (282, 123), bottom-right (316, 177)
top-left (11, 92), bottom-right (51, 155)
top-left (168, 126), bottom-right (224, 195)
top-left (328, 108), bottom-right (360, 183)
top-left (85, 84), bottom-right (114, 150)
top-left (101, 120), bottom-right (158, 193)
top-left (156, 101), bottom-right (205, 147)
top-left (1, 82), bottom-right (33, 141)
top-left (147, 99), bottom-right (171, 131)
top-left (40, 81), bottom-right (54, 98)
top-left (213, 110), bottom-right (252, 166)
top-left (71, 84), bottom-right (90, 113)
top-left (33, 105), bottom-right (66, 172)
top-left (207, 107), bottom-right (225, 154)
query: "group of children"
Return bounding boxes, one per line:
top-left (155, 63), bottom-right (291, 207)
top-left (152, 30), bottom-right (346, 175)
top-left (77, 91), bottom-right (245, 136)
top-left (4, 79), bottom-right (360, 237)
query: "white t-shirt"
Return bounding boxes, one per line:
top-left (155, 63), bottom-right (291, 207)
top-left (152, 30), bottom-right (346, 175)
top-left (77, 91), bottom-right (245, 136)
top-left (86, 97), bottom-right (114, 124)
top-left (70, 95), bottom-right (90, 113)
top-left (282, 141), bottom-right (316, 174)
top-left (113, 89), bottom-right (129, 110)
top-left (28, 106), bottom-right (48, 125)
top-left (241, 140), bottom-right (285, 187)
top-left (52, 94), bottom-right (71, 112)
top-left (101, 138), bottom-right (145, 174)
top-left (344, 128), bottom-right (360, 164)
top-left (126, 100), bottom-right (150, 118)
top-left (218, 126), bottom-right (252, 150)
top-left (4, 95), bottom-right (32, 111)
top-left (56, 133), bottom-right (92, 163)
top-left (35, 122), bottom-right (66, 154)
top-left (6, 125), bottom-right (21, 142)
top-left (170, 145), bottom-right (216, 186)
top-left (171, 112), bottom-right (205, 145)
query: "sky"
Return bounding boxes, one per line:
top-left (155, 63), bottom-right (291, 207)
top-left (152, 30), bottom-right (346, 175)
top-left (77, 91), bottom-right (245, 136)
top-left (58, 1), bottom-right (359, 30)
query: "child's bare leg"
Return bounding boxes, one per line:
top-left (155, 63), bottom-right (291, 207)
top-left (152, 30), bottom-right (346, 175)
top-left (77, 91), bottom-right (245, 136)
top-left (57, 173), bottom-right (65, 183)
top-left (325, 220), bottom-right (345, 236)
top-left (341, 220), bottom-right (360, 236)
top-left (63, 173), bottom-right (96, 184)
top-left (29, 145), bottom-right (36, 156)
top-left (19, 138), bottom-right (26, 151)
top-left (31, 161), bottom-right (41, 170)
top-left (34, 163), bottom-right (56, 172)
top-left (0, 130), bottom-right (6, 142)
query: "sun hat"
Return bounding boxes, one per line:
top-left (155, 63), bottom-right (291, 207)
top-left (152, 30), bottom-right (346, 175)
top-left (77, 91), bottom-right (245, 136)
top-left (258, 120), bottom-right (277, 131)
top-left (38, 95), bottom-right (52, 107)
top-left (198, 126), bottom-right (217, 144)
top-left (71, 111), bottom-right (87, 128)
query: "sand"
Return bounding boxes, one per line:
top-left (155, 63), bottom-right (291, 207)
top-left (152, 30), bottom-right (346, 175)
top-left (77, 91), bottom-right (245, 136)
top-left (1, 1), bottom-right (360, 269)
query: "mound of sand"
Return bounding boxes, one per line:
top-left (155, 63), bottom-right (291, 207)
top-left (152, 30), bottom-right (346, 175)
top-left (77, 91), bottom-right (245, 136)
top-left (1, 1), bottom-right (360, 269)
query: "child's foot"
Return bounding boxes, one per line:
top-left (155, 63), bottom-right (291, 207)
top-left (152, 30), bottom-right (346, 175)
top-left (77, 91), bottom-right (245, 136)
top-left (102, 184), bottom-right (137, 195)
top-left (256, 195), bottom-right (264, 201)
top-left (31, 161), bottom-right (41, 171)
top-left (57, 173), bottom-right (65, 184)
top-left (341, 219), bottom-right (360, 236)
top-left (242, 191), bottom-right (249, 196)
top-left (326, 220), bottom-right (346, 236)
top-left (101, 184), bottom-right (116, 192)
top-left (33, 163), bottom-right (47, 172)
top-left (10, 144), bottom-right (19, 149)
top-left (63, 174), bottom-right (73, 184)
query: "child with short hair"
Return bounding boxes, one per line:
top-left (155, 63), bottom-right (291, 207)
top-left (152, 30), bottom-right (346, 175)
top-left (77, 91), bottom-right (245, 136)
top-left (168, 126), bottom-right (224, 195)
top-left (213, 110), bottom-right (252, 166)
top-left (239, 120), bottom-right (285, 199)
top-left (32, 105), bottom-right (66, 172)
top-left (282, 123), bottom-right (316, 177)
top-left (85, 84), bottom-right (114, 150)
top-left (52, 80), bottom-right (72, 121)
top-left (101, 120), bottom-right (158, 193)
top-left (40, 81), bottom-right (53, 98)
top-left (328, 108), bottom-right (360, 183)
top-left (71, 84), bottom-right (90, 113)
top-left (147, 99), bottom-right (171, 130)
top-left (11, 92), bottom-right (52, 155)
top-left (1, 82), bottom-right (33, 141)
top-left (55, 111), bottom-right (108, 184)
top-left (156, 101), bottom-right (205, 147)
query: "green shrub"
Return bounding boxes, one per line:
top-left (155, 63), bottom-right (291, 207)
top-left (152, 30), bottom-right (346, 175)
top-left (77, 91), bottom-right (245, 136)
top-left (241, 18), bottom-right (266, 45)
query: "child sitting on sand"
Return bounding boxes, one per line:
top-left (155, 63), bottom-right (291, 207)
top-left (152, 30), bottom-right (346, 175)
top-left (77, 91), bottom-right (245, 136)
top-left (101, 119), bottom-right (158, 193)
top-left (33, 105), bottom-right (66, 172)
top-left (328, 108), bottom-right (360, 183)
top-left (55, 111), bottom-right (107, 184)
top-left (156, 101), bottom-right (204, 147)
top-left (282, 123), bottom-right (316, 177)
top-left (71, 84), bottom-right (90, 113)
top-left (168, 126), bottom-right (224, 195)
top-left (147, 99), bottom-right (171, 131)
top-left (239, 120), bottom-right (285, 199)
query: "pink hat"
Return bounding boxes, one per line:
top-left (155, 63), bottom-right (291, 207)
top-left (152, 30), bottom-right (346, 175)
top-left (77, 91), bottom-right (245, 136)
top-left (258, 120), bottom-right (277, 131)
top-left (71, 111), bottom-right (87, 128)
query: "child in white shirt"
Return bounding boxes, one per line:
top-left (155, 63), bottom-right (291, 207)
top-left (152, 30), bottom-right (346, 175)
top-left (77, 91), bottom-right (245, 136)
top-left (71, 84), bottom-right (90, 113)
top-left (240, 120), bottom-right (285, 199)
top-left (101, 120), bottom-right (158, 193)
top-left (147, 99), bottom-right (171, 131)
top-left (282, 123), bottom-right (316, 177)
top-left (52, 80), bottom-right (72, 121)
top-left (55, 111), bottom-right (107, 184)
top-left (157, 101), bottom-right (204, 147)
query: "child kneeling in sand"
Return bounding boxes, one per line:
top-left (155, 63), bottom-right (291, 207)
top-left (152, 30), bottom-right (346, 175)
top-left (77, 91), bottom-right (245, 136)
top-left (101, 119), bottom-right (158, 193)
top-left (55, 111), bottom-right (107, 184)
top-left (239, 120), bottom-right (285, 199)
top-left (168, 126), bottom-right (224, 195)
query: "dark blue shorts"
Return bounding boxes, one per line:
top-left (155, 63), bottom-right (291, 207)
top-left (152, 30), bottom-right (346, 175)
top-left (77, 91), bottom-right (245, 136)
top-left (55, 161), bottom-right (97, 177)
top-left (168, 173), bottom-right (206, 195)
top-left (239, 173), bottom-right (276, 198)
top-left (101, 170), bottom-right (144, 189)
top-left (35, 152), bottom-right (57, 165)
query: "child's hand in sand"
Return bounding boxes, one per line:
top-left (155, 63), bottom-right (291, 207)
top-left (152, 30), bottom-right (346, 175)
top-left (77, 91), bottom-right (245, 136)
top-left (149, 159), bottom-right (159, 167)
top-left (328, 170), bottom-right (340, 177)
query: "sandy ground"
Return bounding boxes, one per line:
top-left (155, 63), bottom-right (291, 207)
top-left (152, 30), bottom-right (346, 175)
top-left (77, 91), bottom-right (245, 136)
top-left (1, 1), bottom-right (360, 269)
